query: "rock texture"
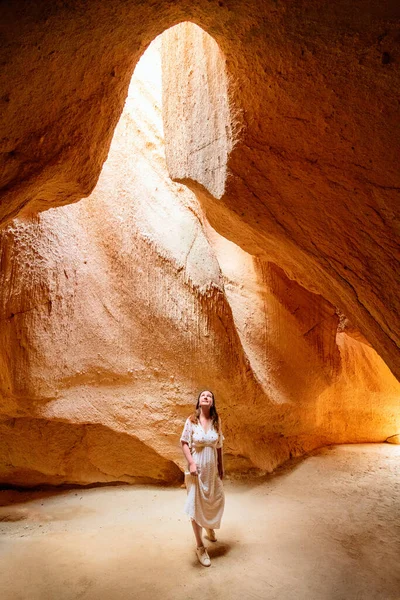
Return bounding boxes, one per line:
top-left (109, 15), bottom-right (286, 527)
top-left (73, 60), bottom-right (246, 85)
top-left (160, 4), bottom-right (399, 381)
top-left (0, 420), bottom-right (182, 487)
top-left (162, 23), bottom-right (233, 200)
top-left (0, 31), bottom-right (398, 486)
top-left (0, 2), bottom-right (398, 378)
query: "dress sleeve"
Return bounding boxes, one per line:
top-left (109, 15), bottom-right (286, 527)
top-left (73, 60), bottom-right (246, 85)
top-left (180, 418), bottom-right (192, 448)
top-left (216, 419), bottom-right (225, 449)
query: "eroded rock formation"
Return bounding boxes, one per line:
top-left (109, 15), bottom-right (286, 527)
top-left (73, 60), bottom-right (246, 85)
top-left (0, 1), bottom-right (398, 380)
top-left (161, 16), bottom-right (400, 382)
top-left (0, 31), bottom-right (398, 486)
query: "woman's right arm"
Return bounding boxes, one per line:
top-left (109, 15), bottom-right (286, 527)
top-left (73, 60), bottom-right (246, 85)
top-left (181, 441), bottom-right (198, 475)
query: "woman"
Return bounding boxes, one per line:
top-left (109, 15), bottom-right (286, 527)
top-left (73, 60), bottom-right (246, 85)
top-left (180, 389), bottom-right (225, 567)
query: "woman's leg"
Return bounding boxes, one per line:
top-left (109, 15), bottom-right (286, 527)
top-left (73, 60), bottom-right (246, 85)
top-left (191, 519), bottom-right (203, 547)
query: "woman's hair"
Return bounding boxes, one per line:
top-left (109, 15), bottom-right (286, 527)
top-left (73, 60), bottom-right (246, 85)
top-left (189, 390), bottom-right (220, 431)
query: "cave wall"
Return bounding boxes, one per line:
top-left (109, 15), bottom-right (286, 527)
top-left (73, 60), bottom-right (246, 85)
top-left (160, 11), bottom-right (400, 380)
top-left (207, 229), bottom-right (400, 468)
top-left (0, 33), bottom-right (398, 486)
top-left (0, 1), bottom-right (398, 377)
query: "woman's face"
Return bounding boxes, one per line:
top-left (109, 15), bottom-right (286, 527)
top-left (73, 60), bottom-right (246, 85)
top-left (198, 390), bottom-right (214, 409)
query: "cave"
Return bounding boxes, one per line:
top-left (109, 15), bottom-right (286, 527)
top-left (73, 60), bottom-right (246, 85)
top-left (0, 4), bottom-right (399, 599)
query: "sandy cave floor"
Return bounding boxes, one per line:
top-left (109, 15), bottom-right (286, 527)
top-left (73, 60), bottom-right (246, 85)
top-left (0, 444), bottom-right (399, 600)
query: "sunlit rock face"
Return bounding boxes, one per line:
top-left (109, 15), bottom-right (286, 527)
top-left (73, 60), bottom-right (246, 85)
top-left (206, 230), bottom-right (400, 468)
top-left (160, 7), bottom-right (399, 382)
top-left (0, 2), bottom-right (398, 379)
top-left (162, 23), bottom-right (233, 200)
top-left (0, 30), bottom-right (398, 486)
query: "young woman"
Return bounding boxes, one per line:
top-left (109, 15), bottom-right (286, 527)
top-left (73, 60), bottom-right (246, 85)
top-left (180, 390), bottom-right (225, 567)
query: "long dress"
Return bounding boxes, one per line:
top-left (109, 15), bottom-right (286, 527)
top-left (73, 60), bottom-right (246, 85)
top-left (180, 417), bottom-right (225, 529)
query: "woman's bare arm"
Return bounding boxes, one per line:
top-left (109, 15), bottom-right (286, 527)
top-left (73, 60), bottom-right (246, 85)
top-left (181, 441), bottom-right (198, 475)
top-left (217, 447), bottom-right (224, 479)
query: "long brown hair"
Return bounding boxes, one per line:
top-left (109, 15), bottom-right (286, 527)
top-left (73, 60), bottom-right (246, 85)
top-left (189, 390), bottom-right (220, 432)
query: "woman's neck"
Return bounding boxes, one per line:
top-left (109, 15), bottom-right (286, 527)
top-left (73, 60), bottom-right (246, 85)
top-left (199, 407), bottom-right (211, 419)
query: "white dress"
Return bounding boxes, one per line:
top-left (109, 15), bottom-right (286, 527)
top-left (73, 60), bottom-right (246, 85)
top-left (180, 417), bottom-right (225, 529)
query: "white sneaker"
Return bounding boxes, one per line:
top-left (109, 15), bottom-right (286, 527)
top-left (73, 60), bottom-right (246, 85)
top-left (205, 528), bottom-right (217, 542)
top-left (196, 546), bottom-right (211, 567)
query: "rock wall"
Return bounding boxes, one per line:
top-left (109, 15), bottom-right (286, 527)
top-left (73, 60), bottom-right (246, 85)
top-left (162, 23), bottom-right (233, 200)
top-left (0, 3), bottom-right (398, 381)
top-left (207, 229), bottom-right (400, 469)
top-left (160, 11), bottom-right (400, 381)
top-left (0, 32), bottom-right (398, 486)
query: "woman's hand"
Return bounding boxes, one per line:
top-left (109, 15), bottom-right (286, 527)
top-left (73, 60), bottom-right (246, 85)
top-left (189, 462), bottom-right (199, 476)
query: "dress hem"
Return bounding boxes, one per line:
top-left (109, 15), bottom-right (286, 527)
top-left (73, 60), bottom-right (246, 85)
top-left (183, 507), bottom-right (222, 530)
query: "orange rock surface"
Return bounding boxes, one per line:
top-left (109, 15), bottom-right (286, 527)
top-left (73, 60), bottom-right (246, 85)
top-left (0, 1), bottom-right (398, 381)
top-left (0, 31), bottom-right (398, 486)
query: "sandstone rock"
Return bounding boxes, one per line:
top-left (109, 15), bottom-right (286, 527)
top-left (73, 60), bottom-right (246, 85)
top-left (0, 419), bottom-right (182, 487)
top-left (0, 27), bottom-right (399, 486)
top-left (0, 38), bottom-right (260, 483)
top-left (386, 434), bottom-right (400, 445)
top-left (161, 10), bottom-right (400, 381)
top-left (336, 311), bottom-right (372, 347)
top-left (205, 225), bottom-right (400, 470)
top-left (0, 3), bottom-right (398, 378)
top-left (162, 22), bottom-right (233, 200)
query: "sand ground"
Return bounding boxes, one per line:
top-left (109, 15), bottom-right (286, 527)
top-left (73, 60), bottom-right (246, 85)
top-left (0, 444), bottom-right (399, 600)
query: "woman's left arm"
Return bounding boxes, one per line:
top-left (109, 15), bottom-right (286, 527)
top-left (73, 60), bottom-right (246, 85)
top-left (217, 447), bottom-right (224, 480)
